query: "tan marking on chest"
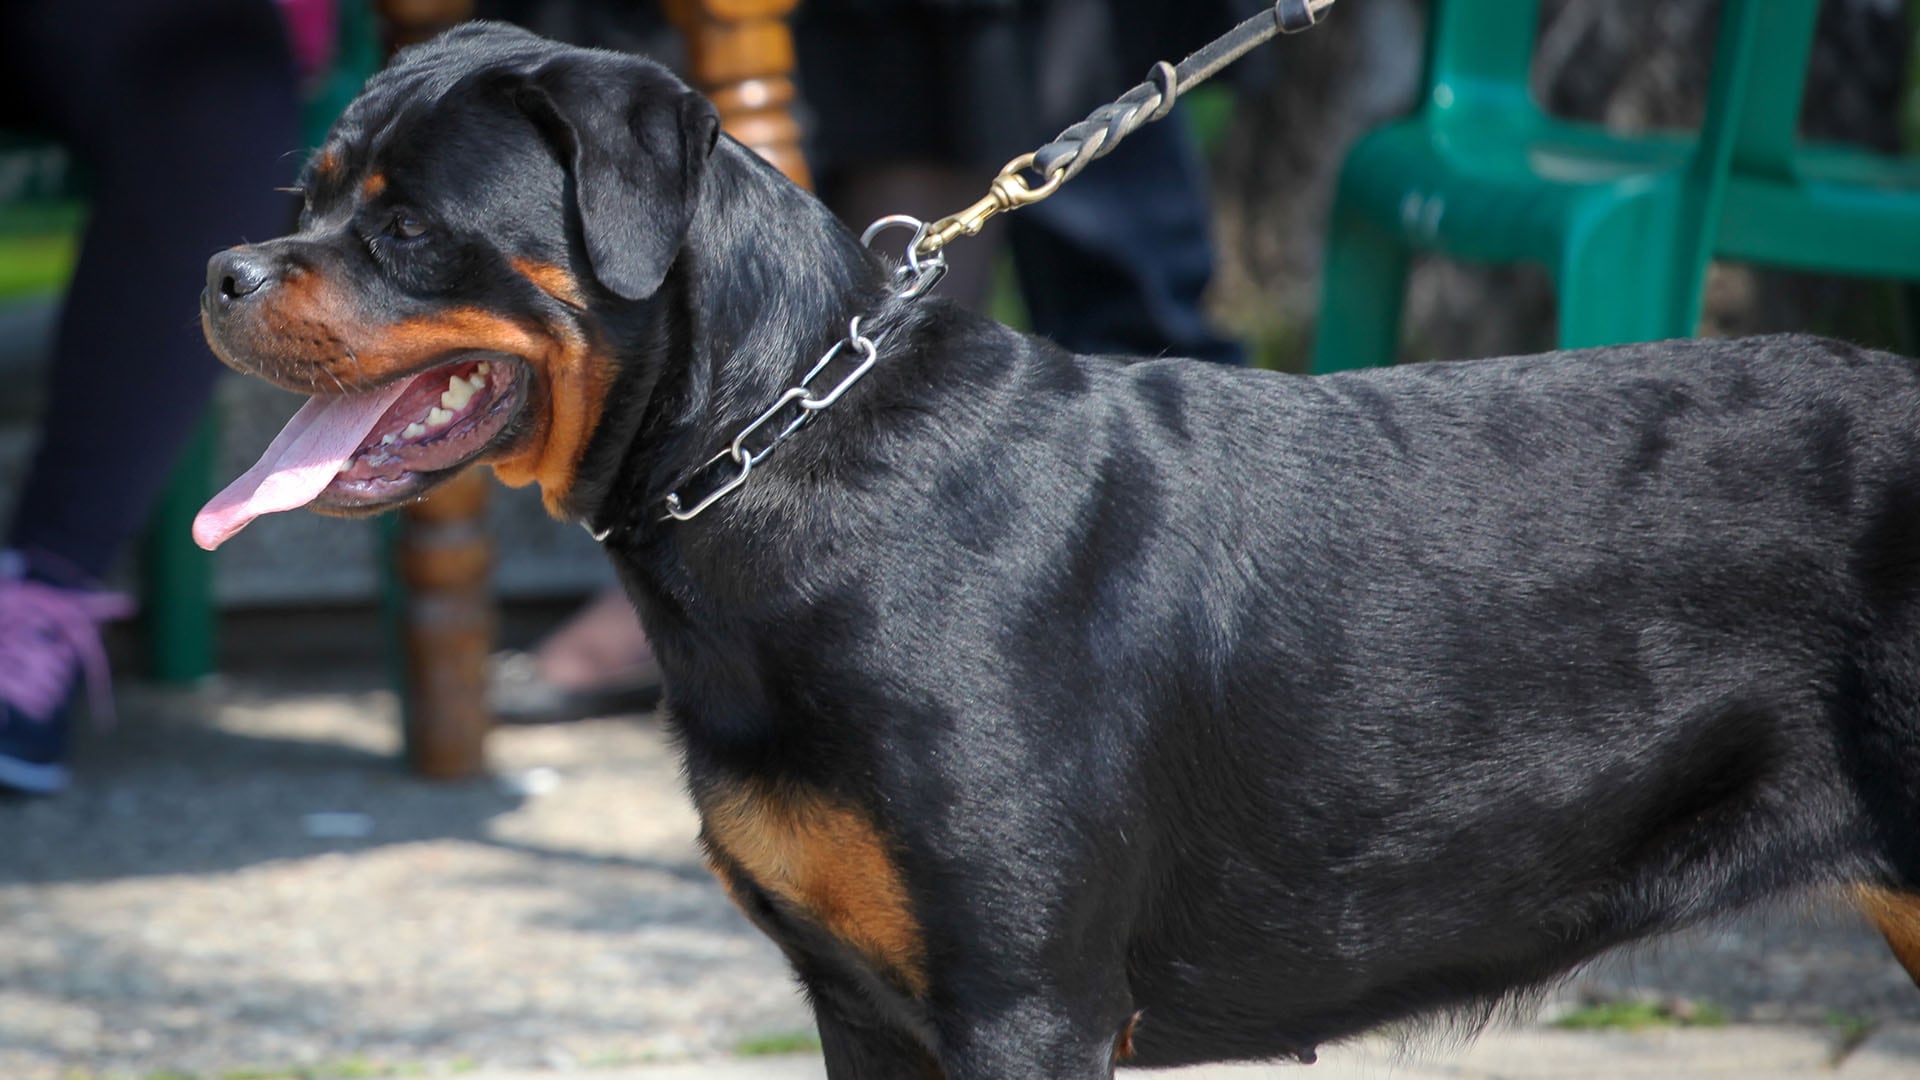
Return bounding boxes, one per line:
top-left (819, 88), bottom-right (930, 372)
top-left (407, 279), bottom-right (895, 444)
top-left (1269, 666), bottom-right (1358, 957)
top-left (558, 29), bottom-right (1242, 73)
top-left (701, 781), bottom-right (928, 995)
top-left (1857, 885), bottom-right (1920, 987)
top-left (1114, 1009), bottom-right (1144, 1062)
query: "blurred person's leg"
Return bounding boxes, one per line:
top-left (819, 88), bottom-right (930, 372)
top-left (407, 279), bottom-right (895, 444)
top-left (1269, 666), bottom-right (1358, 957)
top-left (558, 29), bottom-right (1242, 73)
top-left (1009, 111), bottom-right (1246, 366)
top-left (0, 0), bottom-right (299, 794)
top-left (800, 1), bottom-right (1040, 311)
top-left (4, 0), bottom-right (300, 576)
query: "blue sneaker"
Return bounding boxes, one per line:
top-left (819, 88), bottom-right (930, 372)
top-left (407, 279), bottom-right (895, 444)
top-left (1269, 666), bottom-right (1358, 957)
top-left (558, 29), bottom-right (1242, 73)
top-left (0, 551), bottom-right (133, 795)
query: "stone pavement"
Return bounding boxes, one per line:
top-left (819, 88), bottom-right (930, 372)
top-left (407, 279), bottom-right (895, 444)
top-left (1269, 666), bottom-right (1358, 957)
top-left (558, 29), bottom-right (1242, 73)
top-left (4, 670), bottom-right (1919, 1079)
top-left (466, 1024), bottom-right (1920, 1078)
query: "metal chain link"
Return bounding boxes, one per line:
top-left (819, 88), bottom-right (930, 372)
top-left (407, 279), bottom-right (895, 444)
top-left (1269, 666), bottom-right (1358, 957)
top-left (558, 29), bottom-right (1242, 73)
top-left (654, 216), bottom-right (948, 524)
top-left (661, 317), bottom-right (882, 522)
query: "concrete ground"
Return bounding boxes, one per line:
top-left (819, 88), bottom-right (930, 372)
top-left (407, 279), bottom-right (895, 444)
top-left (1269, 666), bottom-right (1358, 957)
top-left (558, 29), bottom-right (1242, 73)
top-left (5, 662), bottom-right (1920, 1079)
top-left (463, 1024), bottom-right (1920, 1077)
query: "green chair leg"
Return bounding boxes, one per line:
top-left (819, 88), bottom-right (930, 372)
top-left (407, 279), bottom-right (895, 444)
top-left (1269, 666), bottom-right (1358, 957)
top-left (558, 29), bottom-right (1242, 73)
top-left (1555, 204), bottom-right (1697, 350)
top-left (1312, 199), bottom-right (1412, 373)
top-left (143, 412), bottom-right (219, 684)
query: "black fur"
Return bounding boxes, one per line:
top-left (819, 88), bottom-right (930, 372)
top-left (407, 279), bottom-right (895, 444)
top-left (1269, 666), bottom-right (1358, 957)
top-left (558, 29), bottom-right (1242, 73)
top-left (213, 24), bottom-right (1920, 1078)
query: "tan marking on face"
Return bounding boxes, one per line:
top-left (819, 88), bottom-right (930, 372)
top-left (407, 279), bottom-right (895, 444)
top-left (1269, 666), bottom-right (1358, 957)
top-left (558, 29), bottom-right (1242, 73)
top-left (1857, 885), bottom-right (1920, 987)
top-left (313, 149), bottom-right (340, 177)
top-left (204, 266), bottom-right (359, 385)
top-left (361, 172), bottom-right (388, 199)
top-left (479, 316), bottom-right (611, 515)
top-left (512, 257), bottom-right (587, 309)
top-left (359, 307), bottom-right (610, 513)
top-left (699, 780), bottom-right (928, 996)
top-left (218, 269), bottom-right (611, 513)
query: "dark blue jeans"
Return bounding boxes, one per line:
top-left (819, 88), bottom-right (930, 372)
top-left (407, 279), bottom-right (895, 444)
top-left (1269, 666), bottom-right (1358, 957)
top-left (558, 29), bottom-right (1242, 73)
top-left (1009, 109), bottom-right (1245, 367)
top-left (0, 0), bottom-right (300, 579)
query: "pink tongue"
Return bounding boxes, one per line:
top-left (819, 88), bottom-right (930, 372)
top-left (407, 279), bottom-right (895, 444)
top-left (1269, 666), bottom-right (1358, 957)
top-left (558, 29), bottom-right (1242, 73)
top-left (192, 381), bottom-right (414, 550)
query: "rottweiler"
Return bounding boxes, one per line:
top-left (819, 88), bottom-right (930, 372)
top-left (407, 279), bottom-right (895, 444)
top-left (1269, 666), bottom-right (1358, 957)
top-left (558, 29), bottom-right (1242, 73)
top-left (196, 22), bottom-right (1920, 1079)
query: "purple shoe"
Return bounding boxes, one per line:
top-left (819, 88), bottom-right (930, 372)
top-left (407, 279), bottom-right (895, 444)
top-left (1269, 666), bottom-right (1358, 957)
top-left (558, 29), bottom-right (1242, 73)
top-left (0, 551), bottom-right (133, 795)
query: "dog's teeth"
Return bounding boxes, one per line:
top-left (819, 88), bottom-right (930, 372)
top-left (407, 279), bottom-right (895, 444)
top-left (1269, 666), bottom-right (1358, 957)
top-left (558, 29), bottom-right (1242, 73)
top-left (426, 407), bottom-right (453, 427)
top-left (475, 361), bottom-right (490, 375)
top-left (466, 374), bottom-right (487, 391)
top-left (441, 376), bottom-right (475, 411)
top-left (403, 422), bottom-right (427, 438)
top-left (381, 434), bottom-right (397, 446)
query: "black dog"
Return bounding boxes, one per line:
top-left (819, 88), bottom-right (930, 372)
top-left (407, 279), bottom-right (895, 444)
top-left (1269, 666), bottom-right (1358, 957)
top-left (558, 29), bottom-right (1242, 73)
top-left (197, 23), bottom-right (1920, 1078)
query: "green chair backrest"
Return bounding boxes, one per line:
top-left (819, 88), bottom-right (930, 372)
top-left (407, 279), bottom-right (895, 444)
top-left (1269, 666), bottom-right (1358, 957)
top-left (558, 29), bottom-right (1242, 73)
top-left (1668, 0), bottom-right (1772, 327)
top-left (1422, 0), bottom-right (1544, 118)
top-left (1726, 0), bottom-right (1822, 182)
top-left (1412, 0), bottom-right (1794, 334)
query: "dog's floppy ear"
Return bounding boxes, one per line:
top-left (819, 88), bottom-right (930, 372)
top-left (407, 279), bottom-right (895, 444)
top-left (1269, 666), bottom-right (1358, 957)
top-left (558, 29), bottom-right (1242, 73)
top-left (509, 56), bottom-right (721, 300)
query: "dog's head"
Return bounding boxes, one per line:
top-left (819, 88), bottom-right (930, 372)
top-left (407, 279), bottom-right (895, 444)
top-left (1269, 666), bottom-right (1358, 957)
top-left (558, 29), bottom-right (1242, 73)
top-left (195, 22), bottom-right (719, 549)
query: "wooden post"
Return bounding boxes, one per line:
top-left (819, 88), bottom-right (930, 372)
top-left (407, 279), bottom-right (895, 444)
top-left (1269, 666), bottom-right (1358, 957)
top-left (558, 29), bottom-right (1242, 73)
top-left (378, 0), bottom-right (472, 48)
top-left (664, 0), bottom-right (812, 188)
top-left (393, 468), bottom-right (494, 778)
top-left (379, 0), bottom-right (492, 779)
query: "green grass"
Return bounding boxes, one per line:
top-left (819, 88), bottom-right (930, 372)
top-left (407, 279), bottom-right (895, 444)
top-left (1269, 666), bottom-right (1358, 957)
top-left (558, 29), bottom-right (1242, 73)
top-left (105, 1060), bottom-right (442, 1080)
top-left (1553, 999), bottom-right (1730, 1032)
top-left (732, 1030), bottom-right (823, 1057)
top-left (1825, 1009), bottom-right (1876, 1049)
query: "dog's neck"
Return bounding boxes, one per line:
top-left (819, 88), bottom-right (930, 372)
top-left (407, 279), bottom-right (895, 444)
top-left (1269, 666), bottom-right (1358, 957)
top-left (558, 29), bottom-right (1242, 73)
top-left (572, 137), bottom-right (896, 536)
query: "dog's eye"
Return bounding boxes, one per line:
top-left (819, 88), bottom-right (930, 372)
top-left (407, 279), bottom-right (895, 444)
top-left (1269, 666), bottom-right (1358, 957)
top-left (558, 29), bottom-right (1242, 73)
top-left (389, 210), bottom-right (428, 241)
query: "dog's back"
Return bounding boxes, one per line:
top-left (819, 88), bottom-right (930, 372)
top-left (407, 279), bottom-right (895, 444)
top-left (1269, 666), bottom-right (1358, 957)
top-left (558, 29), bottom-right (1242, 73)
top-left (798, 327), bottom-right (1920, 1063)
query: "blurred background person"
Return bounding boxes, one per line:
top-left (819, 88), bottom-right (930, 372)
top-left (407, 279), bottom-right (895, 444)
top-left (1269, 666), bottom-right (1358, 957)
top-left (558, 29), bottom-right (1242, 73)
top-left (0, 0), bottom-right (303, 795)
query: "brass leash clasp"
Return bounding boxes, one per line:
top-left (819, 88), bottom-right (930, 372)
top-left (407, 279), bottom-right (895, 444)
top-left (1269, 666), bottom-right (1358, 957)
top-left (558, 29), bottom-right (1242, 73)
top-left (914, 152), bottom-right (1067, 260)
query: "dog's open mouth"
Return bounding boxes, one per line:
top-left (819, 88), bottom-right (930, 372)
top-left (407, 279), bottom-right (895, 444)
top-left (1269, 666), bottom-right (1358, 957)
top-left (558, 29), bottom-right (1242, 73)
top-left (192, 353), bottom-right (527, 549)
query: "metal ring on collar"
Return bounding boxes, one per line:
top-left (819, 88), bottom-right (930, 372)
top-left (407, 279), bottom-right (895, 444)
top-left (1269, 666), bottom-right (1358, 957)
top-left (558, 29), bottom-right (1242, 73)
top-left (862, 215), bottom-right (948, 300)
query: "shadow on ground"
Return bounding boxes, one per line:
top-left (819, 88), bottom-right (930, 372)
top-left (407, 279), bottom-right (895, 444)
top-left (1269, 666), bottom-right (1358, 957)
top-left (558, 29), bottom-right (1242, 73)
top-left (4, 669), bottom-right (1919, 1079)
top-left (0, 671), bottom-right (812, 1078)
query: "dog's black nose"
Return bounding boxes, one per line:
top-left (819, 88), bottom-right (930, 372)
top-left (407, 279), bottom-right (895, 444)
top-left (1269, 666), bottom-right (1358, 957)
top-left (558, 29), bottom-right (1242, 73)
top-left (207, 249), bottom-right (276, 302)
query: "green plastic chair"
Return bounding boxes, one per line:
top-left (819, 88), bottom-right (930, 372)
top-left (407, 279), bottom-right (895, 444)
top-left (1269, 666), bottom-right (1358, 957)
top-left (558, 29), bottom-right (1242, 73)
top-left (1311, 0), bottom-right (1772, 371)
top-left (0, 1), bottom-right (383, 683)
top-left (1712, 5), bottom-right (1920, 282)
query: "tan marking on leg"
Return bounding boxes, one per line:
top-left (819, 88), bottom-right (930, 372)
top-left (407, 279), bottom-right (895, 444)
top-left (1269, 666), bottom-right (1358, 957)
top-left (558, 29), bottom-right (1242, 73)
top-left (1856, 885), bottom-right (1920, 986)
top-left (700, 780), bottom-right (928, 996)
top-left (1114, 1009), bottom-right (1144, 1063)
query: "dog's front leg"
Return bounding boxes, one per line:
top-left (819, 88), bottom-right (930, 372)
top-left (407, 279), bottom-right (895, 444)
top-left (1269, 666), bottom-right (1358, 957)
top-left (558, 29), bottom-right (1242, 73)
top-left (934, 993), bottom-right (1129, 1080)
top-left (813, 997), bottom-right (944, 1080)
